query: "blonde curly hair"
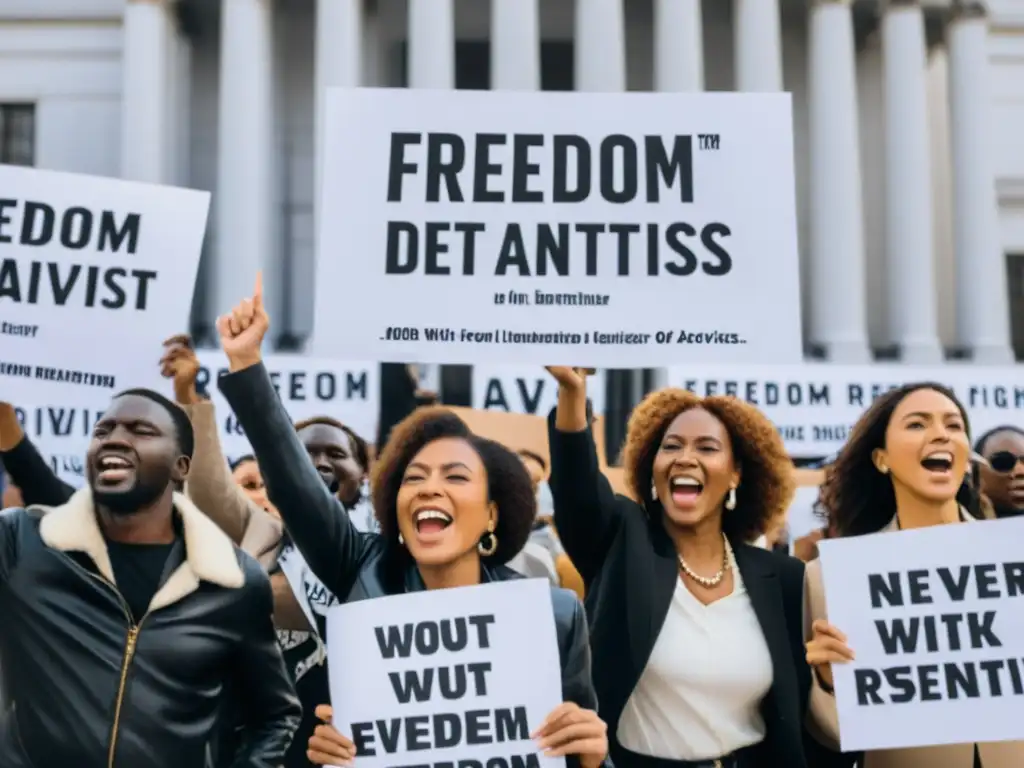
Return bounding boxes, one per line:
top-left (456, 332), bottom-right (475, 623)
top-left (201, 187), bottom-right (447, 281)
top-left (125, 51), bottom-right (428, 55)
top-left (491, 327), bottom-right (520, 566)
top-left (622, 388), bottom-right (795, 543)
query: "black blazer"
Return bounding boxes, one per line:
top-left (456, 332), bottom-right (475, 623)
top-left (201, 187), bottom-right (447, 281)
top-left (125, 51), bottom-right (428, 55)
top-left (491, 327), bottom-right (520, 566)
top-left (548, 414), bottom-right (841, 768)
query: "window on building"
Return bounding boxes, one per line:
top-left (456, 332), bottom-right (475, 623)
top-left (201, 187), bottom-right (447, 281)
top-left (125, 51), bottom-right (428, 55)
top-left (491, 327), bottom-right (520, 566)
top-left (1008, 253), bottom-right (1024, 361)
top-left (0, 104), bottom-right (36, 166)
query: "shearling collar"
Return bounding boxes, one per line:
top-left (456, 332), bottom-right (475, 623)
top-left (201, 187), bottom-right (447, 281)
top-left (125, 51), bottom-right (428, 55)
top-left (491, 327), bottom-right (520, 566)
top-left (36, 487), bottom-right (244, 613)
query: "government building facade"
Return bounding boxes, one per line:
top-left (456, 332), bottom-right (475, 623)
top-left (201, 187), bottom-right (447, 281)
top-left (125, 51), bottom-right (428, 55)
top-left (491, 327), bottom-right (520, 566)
top-left (1, 0), bottom-right (1022, 375)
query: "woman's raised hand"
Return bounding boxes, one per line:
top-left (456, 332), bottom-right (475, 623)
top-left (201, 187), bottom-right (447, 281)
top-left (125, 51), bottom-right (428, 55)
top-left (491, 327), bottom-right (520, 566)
top-left (307, 705), bottom-right (356, 766)
top-left (160, 334), bottom-right (201, 405)
top-left (805, 619), bottom-right (855, 691)
top-left (545, 367), bottom-right (588, 392)
top-left (216, 271), bottom-right (269, 370)
top-left (532, 702), bottom-right (608, 768)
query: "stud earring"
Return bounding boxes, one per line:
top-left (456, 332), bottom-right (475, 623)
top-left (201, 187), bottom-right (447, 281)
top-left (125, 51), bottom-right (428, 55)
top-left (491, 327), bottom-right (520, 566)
top-left (725, 486), bottom-right (737, 510)
top-left (651, 484), bottom-right (657, 500)
top-left (398, 533), bottom-right (404, 546)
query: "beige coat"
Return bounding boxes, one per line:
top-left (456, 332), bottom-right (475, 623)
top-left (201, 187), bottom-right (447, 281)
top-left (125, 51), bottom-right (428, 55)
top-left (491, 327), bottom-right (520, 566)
top-left (803, 516), bottom-right (1024, 768)
top-left (182, 401), bottom-right (310, 631)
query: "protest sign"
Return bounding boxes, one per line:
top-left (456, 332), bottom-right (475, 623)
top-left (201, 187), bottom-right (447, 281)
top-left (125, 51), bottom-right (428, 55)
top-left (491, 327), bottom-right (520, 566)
top-left (472, 365), bottom-right (606, 416)
top-left (11, 354), bottom-right (378, 488)
top-left (668, 363), bottom-right (1024, 458)
top-left (0, 165), bottom-right (209, 405)
top-left (192, 351), bottom-right (378, 461)
top-left (818, 518), bottom-right (1024, 751)
top-left (326, 580), bottom-right (564, 768)
top-left (315, 88), bottom-right (801, 367)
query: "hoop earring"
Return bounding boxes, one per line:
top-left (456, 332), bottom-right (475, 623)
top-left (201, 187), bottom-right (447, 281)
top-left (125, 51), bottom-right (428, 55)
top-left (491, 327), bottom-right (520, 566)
top-left (725, 486), bottom-right (737, 511)
top-left (478, 530), bottom-right (498, 556)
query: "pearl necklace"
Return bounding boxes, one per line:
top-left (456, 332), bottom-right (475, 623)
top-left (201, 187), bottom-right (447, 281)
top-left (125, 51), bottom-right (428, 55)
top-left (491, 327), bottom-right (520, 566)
top-left (677, 535), bottom-right (733, 588)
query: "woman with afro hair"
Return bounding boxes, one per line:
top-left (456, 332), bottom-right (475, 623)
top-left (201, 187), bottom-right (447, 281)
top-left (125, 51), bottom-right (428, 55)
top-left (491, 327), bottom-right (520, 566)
top-left (804, 383), bottom-right (1023, 768)
top-left (215, 285), bottom-right (610, 768)
top-left (546, 367), bottom-right (838, 768)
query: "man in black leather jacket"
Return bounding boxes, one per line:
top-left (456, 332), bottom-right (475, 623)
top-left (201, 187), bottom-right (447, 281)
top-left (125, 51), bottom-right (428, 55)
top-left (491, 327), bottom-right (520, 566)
top-left (0, 388), bottom-right (301, 768)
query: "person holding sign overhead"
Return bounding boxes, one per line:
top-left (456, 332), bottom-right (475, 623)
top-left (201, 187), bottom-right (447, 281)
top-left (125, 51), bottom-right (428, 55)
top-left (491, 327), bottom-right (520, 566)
top-left (804, 383), bottom-right (1024, 768)
top-left (545, 367), bottom-right (835, 768)
top-left (215, 274), bottom-right (609, 768)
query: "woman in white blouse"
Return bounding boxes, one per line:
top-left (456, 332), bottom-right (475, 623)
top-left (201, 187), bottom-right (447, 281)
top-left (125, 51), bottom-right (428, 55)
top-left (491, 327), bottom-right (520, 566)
top-left (546, 368), bottom-right (837, 768)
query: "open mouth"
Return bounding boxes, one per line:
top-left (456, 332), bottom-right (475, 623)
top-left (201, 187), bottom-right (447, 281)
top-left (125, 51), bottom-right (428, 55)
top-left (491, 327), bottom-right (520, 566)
top-left (670, 476), bottom-right (703, 506)
top-left (95, 454), bottom-right (135, 484)
top-left (413, 508), bottom-right (454, 536)
top-left (920, 451), bottom-right (954, 474)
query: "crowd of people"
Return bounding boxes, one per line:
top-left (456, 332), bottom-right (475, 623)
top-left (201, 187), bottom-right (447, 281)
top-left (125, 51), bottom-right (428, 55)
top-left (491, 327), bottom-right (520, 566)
top-left (0, 276), bottom-right (1022, 768)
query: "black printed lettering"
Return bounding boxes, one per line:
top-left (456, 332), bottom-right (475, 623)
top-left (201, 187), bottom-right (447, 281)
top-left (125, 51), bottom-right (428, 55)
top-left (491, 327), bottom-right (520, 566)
top-left (386, 220), bottom-right (731, 278)
top-left (0, 260), bottom-right (156, 310)
top-left (385, 133), bottom-right (696, 204)
top-left (387, 662), bottom-right (492, 705)
top-left (0, 199), bottom-right (141, 254)
top-left (868, 572), bottom-right (903, 608)
top-left (350, 707), bottom-right (530, 756)
top-left (374, 616), bottom-right (495, 660)
top-left (482, 378), bottom-right (546, 414)
top-left (852, 658), bottom-right (1024, 705)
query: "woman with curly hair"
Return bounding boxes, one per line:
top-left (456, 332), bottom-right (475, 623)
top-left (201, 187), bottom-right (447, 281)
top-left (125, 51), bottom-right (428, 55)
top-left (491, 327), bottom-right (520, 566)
top-left (546, 367), bottom-right (827, 768)
top-left (214, 280), bottom-right (610, 768)
top-left (805, 383), bottom-right (1023, 768)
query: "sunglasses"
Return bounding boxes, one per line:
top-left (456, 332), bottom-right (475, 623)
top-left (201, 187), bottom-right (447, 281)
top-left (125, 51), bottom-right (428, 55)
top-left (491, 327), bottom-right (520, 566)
top-left (986, 451), bottom-right (1024, 474)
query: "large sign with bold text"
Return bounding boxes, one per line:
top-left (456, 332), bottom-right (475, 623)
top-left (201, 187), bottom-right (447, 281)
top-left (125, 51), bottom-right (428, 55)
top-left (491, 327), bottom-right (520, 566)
top-left (315, 88), bottom-right (802, 367)
top-left (0, 165), bottom-right (209, 405)
top-left (667, 363), bottom-right (1024, 458)
top-left (326, 580), bottom-right (564, 768)
top-left (14, 352), bottom-right (378, 487)
top-left (819, 519), bottom-right (1024, 751)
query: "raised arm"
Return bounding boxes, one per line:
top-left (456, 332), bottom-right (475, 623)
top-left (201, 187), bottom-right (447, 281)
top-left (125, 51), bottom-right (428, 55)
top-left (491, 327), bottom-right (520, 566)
top-left (215, 274), bottom-right (369, 597)
top-left (545, 369), bottom-right (623, 585)
top-left (0, 403), bottom-right (75, 507)
top-left (161, 336), bottom-right (261, 546)
top-left (180, 399), bottom-right (263, 544)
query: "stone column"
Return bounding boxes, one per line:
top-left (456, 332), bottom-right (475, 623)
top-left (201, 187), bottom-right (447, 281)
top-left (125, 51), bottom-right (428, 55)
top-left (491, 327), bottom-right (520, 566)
top-left (575, 0), bottom-right (626, 91)
top-left (408, 0), bottom-right (455, 88)
top-left (121, 0), bottom-right (172, 182)
top-left (734, 0), bottom-right (783, 91)
top-left (215, 0), bottom-right (277, 324)
top-left (491, 0), bottom-right (540, 90)
top-left (807, 0), bottom-right (871, 361)
top-left (947, 0), bottom-right (1014, 362)
top-left (882, 0), bottom-right (943, 362)
top-left (654, 0), bottom-right (703, 91)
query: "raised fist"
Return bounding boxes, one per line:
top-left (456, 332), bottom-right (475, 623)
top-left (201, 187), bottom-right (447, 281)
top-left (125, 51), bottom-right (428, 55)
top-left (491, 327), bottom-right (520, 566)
top-left (216, 271), bottom-right (269, 368)
top-left (160, 334), bottom-right (201, 404)
top-left (546, 366), bottom-right (589, 392)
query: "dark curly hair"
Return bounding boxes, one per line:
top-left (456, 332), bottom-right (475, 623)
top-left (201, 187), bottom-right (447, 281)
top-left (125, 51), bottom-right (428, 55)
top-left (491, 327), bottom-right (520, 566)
top-left (228, 454), bottom-right (256, 472)
top-left (371, 407), bottom-right (536, 567)
top-left (622, 388), bottom-right (795, 544)
top-left (817, 382), bottom-right (975, 537)
top-left (293, 415), bottom-right (370, 472)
